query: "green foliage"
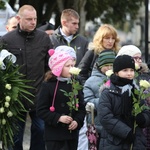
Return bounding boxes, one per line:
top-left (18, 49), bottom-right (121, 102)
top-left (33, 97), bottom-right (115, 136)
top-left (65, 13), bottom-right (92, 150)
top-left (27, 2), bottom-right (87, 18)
top-left (130, 79), bottom-right (150, 150)
top-left (60, 75), bottom-right (82, 115)
top-left (85, 0), bottom-right (143, 26)
top-left (0, 0), bottom-right (6, 10)
top-left (11, 0), bottom-right (143, 31)
top-left (132, 86), bottom-right (150, 116)
top-left (0, 51), bottom-right (34, 149)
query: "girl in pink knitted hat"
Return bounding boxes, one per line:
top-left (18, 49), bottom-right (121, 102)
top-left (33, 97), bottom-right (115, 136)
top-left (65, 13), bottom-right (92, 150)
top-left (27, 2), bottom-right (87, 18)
top-left (37, 47), bottom-right (86, 150)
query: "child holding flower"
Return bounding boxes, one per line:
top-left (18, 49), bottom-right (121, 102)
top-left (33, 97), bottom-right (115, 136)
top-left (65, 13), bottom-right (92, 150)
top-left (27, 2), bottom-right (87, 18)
top-left (37, 46), bottom-right (86, 150)
top-left (98, 55), bottom-right (150, 150)
top-left (83, 49), bottom-right (116, 149)
top-left (116, 45), bottom-right (150, 149)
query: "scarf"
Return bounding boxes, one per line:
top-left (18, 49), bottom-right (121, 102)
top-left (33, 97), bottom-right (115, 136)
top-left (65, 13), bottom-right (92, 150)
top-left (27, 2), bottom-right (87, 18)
top-left (57, 76), bottom-right (71, 82)
top-left (110, 74), bottom-right (134, 125)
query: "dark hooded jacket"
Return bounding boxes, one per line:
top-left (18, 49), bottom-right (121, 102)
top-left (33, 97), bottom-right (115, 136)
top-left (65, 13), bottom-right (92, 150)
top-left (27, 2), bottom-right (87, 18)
top-left (98, 74), bottom-right (150, 150)
top-left (0, 26), bottom-right (51, 111)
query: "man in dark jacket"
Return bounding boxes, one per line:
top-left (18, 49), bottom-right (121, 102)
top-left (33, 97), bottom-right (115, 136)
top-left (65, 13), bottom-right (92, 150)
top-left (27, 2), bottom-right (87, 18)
top-left (0, 5), bottom-right (51, 150)
top-left (50, 8), bottom-right (89, 67)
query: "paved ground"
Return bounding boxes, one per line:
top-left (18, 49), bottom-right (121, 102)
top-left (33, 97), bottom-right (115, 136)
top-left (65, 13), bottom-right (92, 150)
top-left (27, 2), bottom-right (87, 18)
top-left (0, 115), bottom-right (30, 150)
top-left (23, 115), bottom-right (30, 150)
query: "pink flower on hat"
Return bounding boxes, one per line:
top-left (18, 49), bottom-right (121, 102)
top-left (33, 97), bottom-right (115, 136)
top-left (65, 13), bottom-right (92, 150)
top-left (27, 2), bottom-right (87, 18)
top-left (48, 50), bottom-right (73, 77)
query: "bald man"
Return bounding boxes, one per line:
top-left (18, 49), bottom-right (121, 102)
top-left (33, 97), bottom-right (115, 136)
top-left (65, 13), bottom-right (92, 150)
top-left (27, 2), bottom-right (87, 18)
top-left (0, 5), bottom-right (51, 150)
top-left (6, 16), bottom-right (18, 32)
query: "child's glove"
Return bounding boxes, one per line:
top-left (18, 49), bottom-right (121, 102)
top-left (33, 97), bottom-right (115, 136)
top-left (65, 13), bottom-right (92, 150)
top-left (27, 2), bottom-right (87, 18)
top-left (135, 113), bottom-right (146, 128)
top-left (85, 102), bottom-right (94, 112)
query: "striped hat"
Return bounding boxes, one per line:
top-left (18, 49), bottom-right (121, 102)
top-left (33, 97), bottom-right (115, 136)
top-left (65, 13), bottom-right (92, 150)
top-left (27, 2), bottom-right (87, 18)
top-left (96, 50), bottom-right (116, 68)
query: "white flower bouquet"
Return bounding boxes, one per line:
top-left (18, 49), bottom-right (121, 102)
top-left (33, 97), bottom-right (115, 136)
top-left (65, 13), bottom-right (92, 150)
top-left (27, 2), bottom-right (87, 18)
top-left (130, 79), bottom-right (150, 150)
top-left (132, 79), bottom-right (150, 116)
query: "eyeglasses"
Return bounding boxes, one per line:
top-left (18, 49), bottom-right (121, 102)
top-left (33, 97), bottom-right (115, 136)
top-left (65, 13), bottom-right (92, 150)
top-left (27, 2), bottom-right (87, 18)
top-left (132, 56), bottom-right (142, 62)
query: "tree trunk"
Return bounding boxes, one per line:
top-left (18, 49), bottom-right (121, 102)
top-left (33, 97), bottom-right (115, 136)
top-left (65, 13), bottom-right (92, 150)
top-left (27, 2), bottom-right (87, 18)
top-left (78, 0), bottom-right (87, 36)
top-left (56, 0), bottom-right (65, 12)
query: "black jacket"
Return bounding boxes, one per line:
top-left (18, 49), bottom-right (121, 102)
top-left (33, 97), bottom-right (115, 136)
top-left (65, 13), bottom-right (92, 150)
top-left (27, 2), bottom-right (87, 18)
top-left (50, 26), bottom-right (89, 66)
top-left (0, 26), bottom-right (51, 110)
top-left (36, 79), bottom-right (86, 141)
top-left (98, 81), bottom-right (150, 150)
top-left (78, 50), bottom-right (97, 84)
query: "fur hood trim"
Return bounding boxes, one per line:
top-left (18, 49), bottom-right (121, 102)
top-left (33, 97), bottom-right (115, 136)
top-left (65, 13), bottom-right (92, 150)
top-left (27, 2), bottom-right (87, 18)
top-left (140, 63), bottom-right (150, 73)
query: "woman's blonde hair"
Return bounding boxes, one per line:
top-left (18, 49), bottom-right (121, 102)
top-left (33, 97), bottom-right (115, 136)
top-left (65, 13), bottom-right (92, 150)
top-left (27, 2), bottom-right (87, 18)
top-left (89, 24), bottom-right (120, 54)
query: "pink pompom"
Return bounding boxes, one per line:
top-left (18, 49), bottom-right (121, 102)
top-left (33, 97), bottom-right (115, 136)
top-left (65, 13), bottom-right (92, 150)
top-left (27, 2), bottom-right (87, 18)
top-left (49, 106), bottom-right (55, 112)
top-left (76, 104), bottom-right (79, 108)
top-left (48, 49), bottom-right (55, 56)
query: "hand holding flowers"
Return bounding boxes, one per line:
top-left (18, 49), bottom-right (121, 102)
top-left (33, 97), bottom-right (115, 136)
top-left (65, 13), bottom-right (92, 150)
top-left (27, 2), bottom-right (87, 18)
top-left (60, 67), bottom-right (82, 132)
top-left (130, 79), bottom-right (150, 150)
top-left (132, 80), bottom-right (150, 117)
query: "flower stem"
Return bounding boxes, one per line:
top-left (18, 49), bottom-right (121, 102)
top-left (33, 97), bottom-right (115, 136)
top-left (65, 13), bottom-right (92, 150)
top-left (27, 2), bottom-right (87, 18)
top-left (130, 120), bottom-right (136, 150)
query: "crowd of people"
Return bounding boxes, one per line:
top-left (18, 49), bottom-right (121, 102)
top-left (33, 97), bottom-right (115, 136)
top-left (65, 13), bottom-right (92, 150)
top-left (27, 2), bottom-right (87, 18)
top-left (0, 3), bottom-right (150, 150)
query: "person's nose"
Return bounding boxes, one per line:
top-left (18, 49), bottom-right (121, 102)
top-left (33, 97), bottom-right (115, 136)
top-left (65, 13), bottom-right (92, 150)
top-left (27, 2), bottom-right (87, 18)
top-left (108, 38), bottom-right (114, 42)
top-left (107, 65), bottom-right (112, 70)
top-left (31, 18), bottom-right (36, 24)
top-left (127, 71), bottom-right (133, 76)
top-left (76, 24), bottom-right (79, 29)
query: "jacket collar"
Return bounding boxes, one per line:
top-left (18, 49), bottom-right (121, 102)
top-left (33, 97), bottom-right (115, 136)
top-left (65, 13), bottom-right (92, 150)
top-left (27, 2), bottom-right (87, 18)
top-left (17, 24), bottom-right (35, 39)
top-left (55, 26), bottom-right (79, 38)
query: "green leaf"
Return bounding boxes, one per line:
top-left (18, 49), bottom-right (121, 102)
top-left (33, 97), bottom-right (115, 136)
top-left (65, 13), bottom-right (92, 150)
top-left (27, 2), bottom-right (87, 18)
top-left (60, 74), bottom-right (82, 115)
top-left (0, 56), bottom-right (34, 148)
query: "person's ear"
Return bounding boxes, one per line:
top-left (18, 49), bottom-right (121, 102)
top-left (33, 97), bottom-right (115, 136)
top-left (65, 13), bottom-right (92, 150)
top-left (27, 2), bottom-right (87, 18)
top-left (5, 25), bottom-right (9, 31)
top-left (62, 20), bottom-right (67, 27)
top-left (16, 15), bottom-right (20, 21)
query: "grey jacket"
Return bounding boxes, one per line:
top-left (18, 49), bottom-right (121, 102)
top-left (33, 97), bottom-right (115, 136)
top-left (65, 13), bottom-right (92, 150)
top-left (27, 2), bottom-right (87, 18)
top-left (50, 26), bottom-right (88, 66)
top-left (83, 68), bottom-right (106, 133)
